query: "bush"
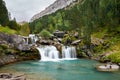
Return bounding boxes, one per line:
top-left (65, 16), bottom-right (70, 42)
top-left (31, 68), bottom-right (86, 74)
top-left (107, 52), bottom-right (120, 63)
top-left (39, 29), bottom-right (51, 39)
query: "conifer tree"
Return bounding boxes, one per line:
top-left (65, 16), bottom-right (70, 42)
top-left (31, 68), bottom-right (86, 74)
top-left (0, 0), bottom-right (9, 26)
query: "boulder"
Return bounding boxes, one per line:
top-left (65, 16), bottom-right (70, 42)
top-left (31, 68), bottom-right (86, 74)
top-left (17, 44), bottom-right (30, 51)
top-left (96, 64), bottom-right (119, 72)
top-left (0, 73), bottom-right (12, 79)
top-left (0, 73), bottom-right (26, 80)
top-left (0, 32), bottom-right (24, 44)
top-left (71, 40), bottom-right (81, 45)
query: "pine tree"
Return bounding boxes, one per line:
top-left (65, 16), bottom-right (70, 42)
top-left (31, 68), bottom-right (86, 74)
top-left (0, 0), bottom-right (9, 26)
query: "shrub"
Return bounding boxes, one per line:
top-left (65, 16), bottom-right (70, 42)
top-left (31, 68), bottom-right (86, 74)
top-left (107, 52), bottom-right (120, 63)
top-left (39, 29), bottom-right (51, 39)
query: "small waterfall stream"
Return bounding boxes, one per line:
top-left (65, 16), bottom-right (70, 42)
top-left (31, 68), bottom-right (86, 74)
top-left (29, 34), bottom-right (38, 44)
top-left (37, 46), bottom-right (59, 61)
top-left (37, 45), bottom-right (77, 61)
top-left (62, 46), bottom-right (77, 60)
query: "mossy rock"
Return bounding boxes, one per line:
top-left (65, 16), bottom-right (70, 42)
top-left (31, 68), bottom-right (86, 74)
top-left (0, 44), bottom-right (9, 49)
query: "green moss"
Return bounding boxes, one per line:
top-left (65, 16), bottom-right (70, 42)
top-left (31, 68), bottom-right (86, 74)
top-left (0, 44), bottom-right (9, 49)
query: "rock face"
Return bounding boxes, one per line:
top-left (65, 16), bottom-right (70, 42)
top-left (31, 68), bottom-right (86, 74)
top-left (0, 32), bottom-right (30, 51)
top-left (0, 32), bottom-right (40, 66)
top-left (30, 0), bottom-right (78, 22)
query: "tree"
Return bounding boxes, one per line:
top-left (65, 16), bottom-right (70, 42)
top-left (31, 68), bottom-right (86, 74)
top-left (0, 0), bottom-right (9, 26)
top-left (8, 20), bottom-right (19, 30)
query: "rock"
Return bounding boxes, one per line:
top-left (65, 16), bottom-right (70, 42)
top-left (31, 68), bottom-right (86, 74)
top-left (36, 40), bottom-right (53, 45)
top-left (96, 64), bottom-right (119, 72)
top-left (11, 74), bottom-right (26, 80)
top-left (0, 73), bottom-right (26, 80)
top-left (0, 32), bottom-right (24, 44)
top-left (17, 44), bottom-right (30, 51)
top-left (0, 73), bottom-right (12, 79)
top-left (71, 40), bottom-right (81, 45)
top-left (0, 55), bottom-right (17, 65)
top-left (53, 30), bottom-right (65, 38)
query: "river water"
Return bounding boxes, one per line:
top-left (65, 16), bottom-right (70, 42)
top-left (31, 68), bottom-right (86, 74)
top-left (0, 59), bottom-right (120, 80)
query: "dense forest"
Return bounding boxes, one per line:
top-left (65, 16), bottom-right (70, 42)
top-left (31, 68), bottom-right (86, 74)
top-left (29, 0), bottom-right (120, 62)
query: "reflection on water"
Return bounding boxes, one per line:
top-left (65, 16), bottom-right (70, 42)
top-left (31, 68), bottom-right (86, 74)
top-left (0, 59), bottom-right (120, 80)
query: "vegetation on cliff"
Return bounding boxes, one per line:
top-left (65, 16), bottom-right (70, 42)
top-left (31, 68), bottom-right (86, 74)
top-left (29, 0), bottom-right (120, 62)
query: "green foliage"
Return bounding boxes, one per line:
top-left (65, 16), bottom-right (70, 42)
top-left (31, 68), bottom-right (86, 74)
top-left (107, 52), bottom-right (120, 63)
top-left (39, 29), bottom-right (51, 39)
top-left (19, 22), bottom-right (30, 36)
top-left (0, 44), bottom-right (8, 55)
top-left (62, 31), bottom-right (77, 44)
top-left (0, 0), bottom-right (9, 26)
top-left (29, 0), bottom-right (119, 49)
top-left (8, 20), bottom-right (20, 30)
top-left (0, 25), bottom-right (17, 34)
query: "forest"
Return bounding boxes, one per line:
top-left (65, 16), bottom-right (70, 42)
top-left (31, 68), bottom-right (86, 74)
top-left (29, 0), bottom-right (120, 62)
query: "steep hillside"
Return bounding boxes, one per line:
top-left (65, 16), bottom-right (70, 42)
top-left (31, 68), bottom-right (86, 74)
top-left (29, 0), bottom-right (120, 62)
top-left (30, 0), bottom-right (78, 22)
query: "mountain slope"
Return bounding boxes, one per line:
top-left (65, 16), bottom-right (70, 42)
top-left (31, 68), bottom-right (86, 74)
top-left (30, 0), bottom-right (78, 22)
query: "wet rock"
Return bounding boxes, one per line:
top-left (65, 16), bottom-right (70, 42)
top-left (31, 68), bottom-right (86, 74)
top-left (11, 74), bottom-right (26, 80)
top-left (36, 40), bottom-right (53, 45)
top-left (0, 55), bottom-right (17, 65)
top-left (0, 73), bottom-right (12, 79)
top-left (0, 73), bottom-right (26, 80)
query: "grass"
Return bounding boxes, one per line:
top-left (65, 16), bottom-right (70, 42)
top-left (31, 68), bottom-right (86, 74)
top-left (0, 26), bottom-right (18, 34)
top-left (91, 26), bottom-right (120, 63)
top-left (107, 51), bottom-right (120, 63)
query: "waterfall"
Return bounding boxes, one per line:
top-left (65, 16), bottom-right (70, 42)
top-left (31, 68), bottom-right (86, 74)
top-left (22, 37), bottom-right (29, 45)
top-left (37, 46), bottom-right (59, 61)
top-left (37, 45), bottom-right (77, 61)
top-left (29, 34), bottom-right (38, 44)
top-left (62, 46), bottom-right (77, 60)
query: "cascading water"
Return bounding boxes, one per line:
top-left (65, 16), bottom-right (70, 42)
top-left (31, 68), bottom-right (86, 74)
top-left (62, 46), bottom-right (77, 60)
top-left (37, 45), bottom-right (77, 61)
top-left (37, 46), bottom-right (59, 61)
top-left (29, 34), bottom-right (38, 44)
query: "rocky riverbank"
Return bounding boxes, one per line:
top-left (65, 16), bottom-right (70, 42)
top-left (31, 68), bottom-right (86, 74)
top-left (0, 32), bottom-right (40, 66)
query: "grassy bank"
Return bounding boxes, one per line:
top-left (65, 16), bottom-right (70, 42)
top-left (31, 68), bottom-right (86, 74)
top-left (0, 26), bottom-right (18, 34)
top-left (91, 25), bottom-right (120, 63)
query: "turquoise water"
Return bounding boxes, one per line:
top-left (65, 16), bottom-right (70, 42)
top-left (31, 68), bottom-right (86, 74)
top-left (0, 59), bottom-right (120, 80)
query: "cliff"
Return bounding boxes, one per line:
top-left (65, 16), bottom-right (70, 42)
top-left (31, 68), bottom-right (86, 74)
top-left (30, 0), bottom-right (78, 22)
